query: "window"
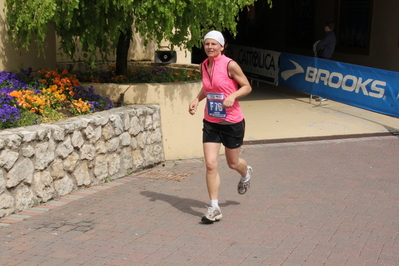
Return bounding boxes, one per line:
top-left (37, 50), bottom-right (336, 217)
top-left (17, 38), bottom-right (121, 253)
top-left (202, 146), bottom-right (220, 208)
top-left (286, 0), bottom-right (315, 49)
top-left (336, 0), bottom-right (373, 54)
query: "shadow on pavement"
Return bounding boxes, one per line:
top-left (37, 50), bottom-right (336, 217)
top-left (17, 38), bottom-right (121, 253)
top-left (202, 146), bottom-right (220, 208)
top-left (140, 191), bottom-right (240, 218)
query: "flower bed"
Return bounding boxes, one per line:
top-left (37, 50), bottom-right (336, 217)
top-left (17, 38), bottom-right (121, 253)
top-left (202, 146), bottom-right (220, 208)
top-left (0, 65), bottom-right (200, 130)
top-left (0, 68), bottom-right (114, 130)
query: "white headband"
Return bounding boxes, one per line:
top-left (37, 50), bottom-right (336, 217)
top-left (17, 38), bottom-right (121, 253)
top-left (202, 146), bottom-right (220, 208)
top-left (204, 30), bottom-right (225, 47)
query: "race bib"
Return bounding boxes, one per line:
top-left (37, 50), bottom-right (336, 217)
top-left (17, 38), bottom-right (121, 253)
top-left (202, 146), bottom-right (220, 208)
top-left (207, 93), bottom-right (226, 119)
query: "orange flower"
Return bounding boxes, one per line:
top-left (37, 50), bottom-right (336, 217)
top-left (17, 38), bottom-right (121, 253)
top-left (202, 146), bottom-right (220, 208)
top-left (72, 80), bottom-right (81, 87)
top-left (8, 91), bottom-right (21, 97)
top-left (72, 98), bottom-right (92, 113)
top-left (22, 102), bottom-right (32, 108)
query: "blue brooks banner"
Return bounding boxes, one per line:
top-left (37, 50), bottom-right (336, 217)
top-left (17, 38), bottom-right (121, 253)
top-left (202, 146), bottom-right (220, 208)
top-left (278, 53), bottom-right (399, 117)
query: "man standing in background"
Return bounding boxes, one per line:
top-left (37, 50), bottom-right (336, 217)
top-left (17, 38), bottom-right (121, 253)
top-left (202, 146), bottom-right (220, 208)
top-left (316, 21), bottom-right (336, 59)
top-left (315, 21), bottom-right (336, 102)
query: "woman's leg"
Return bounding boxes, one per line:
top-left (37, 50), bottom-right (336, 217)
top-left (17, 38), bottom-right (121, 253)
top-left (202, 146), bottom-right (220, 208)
top-left (203, 142), bottom-right (222, 200)
top-left (226, 146), bottom-right (252, 195)
top-left (225, 147), bottom-right (248, 177)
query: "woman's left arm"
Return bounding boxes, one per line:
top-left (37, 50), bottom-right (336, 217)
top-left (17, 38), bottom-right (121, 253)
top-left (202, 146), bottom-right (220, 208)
top-left (223, 61), bottom-right (252, 108)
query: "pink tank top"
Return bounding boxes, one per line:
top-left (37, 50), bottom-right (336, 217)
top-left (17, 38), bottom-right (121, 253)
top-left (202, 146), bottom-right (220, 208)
top-left (201, 55), bottom-right (244, 123)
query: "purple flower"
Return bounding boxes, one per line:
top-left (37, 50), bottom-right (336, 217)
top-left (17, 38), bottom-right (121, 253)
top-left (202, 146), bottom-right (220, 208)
top-left (0, 104), bottom-right (20, 128)
top-left (73, 85), bottom-right (114, 111)
top-left (0, 71), bottom-right (28, 90)
top-left (0, 87), bottom-right (14, 104)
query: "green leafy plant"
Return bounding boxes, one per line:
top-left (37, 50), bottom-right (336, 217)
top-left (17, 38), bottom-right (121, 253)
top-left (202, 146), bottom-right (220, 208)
top-left (76, 65), bottom-right (201, 84)
top-left (5, 0), bottom-right (273, 76)
top-left (104, 177), bottom-right (113, 183)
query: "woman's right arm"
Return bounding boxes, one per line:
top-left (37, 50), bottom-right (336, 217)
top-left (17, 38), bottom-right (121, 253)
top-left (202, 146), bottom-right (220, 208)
top-left (189, 64), bottom-right (206, 115)
top-left (189, 88), bottom-right (206, 115)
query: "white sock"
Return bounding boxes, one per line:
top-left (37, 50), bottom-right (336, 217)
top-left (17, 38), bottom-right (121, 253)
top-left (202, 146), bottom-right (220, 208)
top-left (241, 168), bottom-right (250, 182)
top-left (211, 199), bottom-right (219, 208)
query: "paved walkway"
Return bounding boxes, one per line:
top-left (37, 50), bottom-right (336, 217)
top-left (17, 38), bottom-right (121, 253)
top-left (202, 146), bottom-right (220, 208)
top-left (1, 86), bottom-right (399, 265)
top-left (241, 84), bottom-right (399, 142)
top-left (1, 135), bottom-right (399, 265)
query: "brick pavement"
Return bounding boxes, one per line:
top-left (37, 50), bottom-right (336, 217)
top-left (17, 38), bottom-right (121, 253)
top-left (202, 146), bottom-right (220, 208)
top-left (0, 135), bottom-right (399, 265)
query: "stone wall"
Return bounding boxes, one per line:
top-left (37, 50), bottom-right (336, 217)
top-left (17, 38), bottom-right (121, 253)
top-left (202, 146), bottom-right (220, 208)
top-left (0, 105), bottom-right (164, 218)
top-left (92, 80), bottom-right (206, 160)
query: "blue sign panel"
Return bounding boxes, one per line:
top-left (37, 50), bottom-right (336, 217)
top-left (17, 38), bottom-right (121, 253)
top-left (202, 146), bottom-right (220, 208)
top-left (278, 53), bottom-right (399, 117)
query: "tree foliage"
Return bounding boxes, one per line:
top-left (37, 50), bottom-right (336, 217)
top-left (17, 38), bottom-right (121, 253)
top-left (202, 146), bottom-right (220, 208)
top-left (4, 0), bottom-right (272, 69)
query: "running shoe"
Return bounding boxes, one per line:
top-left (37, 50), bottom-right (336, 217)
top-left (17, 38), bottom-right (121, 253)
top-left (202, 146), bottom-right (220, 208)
top-left (316, 97), bottom-right (328, 102)
top-left (201, 205), bottom-right (222, 223)
top-left (238, 166), bottom-right (252, 195)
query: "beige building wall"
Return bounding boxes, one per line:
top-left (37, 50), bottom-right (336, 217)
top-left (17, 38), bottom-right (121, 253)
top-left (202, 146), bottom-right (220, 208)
top-left (0, 0), bottom-right (56, 72)
top-left (56, 30), bottom-right (192, 66)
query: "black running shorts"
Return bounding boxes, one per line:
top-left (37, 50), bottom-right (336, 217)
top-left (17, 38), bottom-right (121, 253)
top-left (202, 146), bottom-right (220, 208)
top-left (202, 119), bottom-right (245, 149)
